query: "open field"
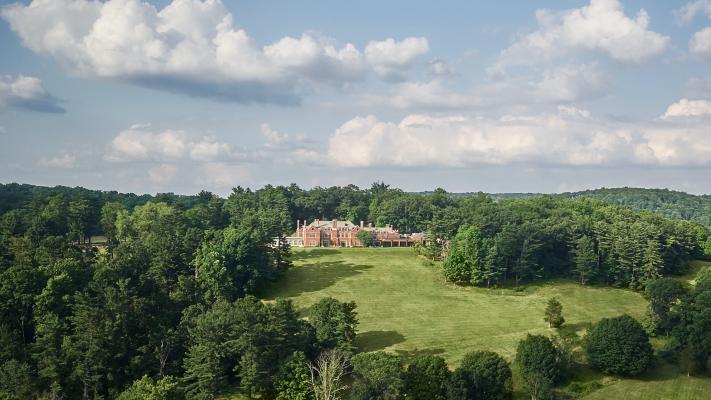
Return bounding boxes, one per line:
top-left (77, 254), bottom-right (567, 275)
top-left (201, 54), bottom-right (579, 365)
top-left (214, 249), bottom-right (711, 399)
top-left (263, 248), bottom-right (647, 364)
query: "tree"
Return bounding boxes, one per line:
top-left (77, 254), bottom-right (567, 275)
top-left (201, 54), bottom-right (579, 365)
top-left (515, 335), bottom-right (562, 400)
top-left (572, 235), bottom-right (597, 284)
top-left (356, 230), bottom-right (375, 247)
top-left (116, 375), bottom-right (183, 400)
top-left (584, 315), bottom-right (653, 376)
top-left (308, 298), bottom-right (358, 353)
top-left (0, 359), bottom-right (35, 400)
top-left (308, 350), bottom-right (349, 400)
top-left (275, 352), bottom-right (314, 400)
top-left (454, 351), bottom-right (512, 400)
top-left (645, 278), bottom-right (686, 335)
top-left (350, 352), bottom-right (404, 400)
top-left (403, 354), bottom-right (450, 400)
top-left (641, 240), bottom-right (664, 284)
top-left (443, 225), bottom-right (487, 284)
top-left (543, 298), bottom-right (565, 329)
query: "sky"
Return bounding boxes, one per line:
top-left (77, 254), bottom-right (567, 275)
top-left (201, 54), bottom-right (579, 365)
top-left (1, 0), bottom-right (711, 195)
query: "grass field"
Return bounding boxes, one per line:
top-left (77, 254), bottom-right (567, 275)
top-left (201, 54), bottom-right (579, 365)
top-left (218, 249), bottom-right (711, 399)
top-left (263, 248), bottom-right (647, 364)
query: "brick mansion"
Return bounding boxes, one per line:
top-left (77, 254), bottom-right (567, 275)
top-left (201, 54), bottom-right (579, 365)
top-left (284, 219), bottom-right (427, 248)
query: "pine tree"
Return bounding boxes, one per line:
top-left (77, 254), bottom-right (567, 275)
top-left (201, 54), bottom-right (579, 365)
top-left (641, 240), bottom-right (663, 284)
top-left (571, 235), bottom-right (597, 285)
top-left (544, 298), bottom-right (565, 329)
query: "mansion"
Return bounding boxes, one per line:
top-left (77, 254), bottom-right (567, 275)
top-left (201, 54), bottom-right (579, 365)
top-left (284, 219), bottom-right (426, 248)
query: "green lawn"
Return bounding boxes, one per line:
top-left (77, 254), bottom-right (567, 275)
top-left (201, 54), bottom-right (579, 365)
top-left (582, 363), bottom-right (711, 400)
top-left (263, 248), bottom-right (647, 365)
top-left (224, 248), bottom-right (711, 399)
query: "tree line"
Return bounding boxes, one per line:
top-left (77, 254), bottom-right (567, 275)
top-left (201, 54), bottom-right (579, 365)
top-left (434, 196), bottom-right (709, 289)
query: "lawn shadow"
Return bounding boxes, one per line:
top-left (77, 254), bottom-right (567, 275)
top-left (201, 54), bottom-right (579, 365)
top-left (394, 347), bottom-right (446, 363)
top-left (633, 361), bottom-right (682, 382)
top-left (290, 248), bottom-right (340, 261)
top-left (264, 260), bottom-right (373, 298)
top-left (356, 330), bottom-right (406, 352)
top-left (560, 321), bottom-right (591, 337)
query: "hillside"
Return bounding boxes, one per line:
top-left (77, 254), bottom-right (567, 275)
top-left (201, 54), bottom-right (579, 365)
top-left (258, 248), bottom-right (711, 400)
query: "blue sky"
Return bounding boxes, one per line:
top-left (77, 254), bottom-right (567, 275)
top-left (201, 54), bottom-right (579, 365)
top-left (1, 0), bottom-right (711, 195)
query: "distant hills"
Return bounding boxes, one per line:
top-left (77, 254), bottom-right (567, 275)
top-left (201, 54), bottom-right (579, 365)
top-left (479, 188), bottom-right (711, 226)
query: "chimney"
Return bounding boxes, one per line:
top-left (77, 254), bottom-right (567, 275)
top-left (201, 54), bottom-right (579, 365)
top-left (360, 220), bottom-right (364, 228)
top-left (332, 219), bottom-right (337, 229)
top-left (296, 219), bottom-right (300, 230)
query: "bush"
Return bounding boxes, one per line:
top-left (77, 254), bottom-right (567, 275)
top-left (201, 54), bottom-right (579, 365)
top-left (584, 315), bottom-right (653, 376)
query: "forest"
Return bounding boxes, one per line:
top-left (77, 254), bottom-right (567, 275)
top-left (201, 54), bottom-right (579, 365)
top-left (0, 182), bottom-right (710, 399)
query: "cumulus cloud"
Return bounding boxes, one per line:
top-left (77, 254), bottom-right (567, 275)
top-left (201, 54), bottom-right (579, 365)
top-left (365, 37), bottom-right (429, 81)
top-left (676, 0), bottom-right (711, 24)
top-left (38, 153), bottom-right (76, 168)
top-left (496, 0), bottom-right (669, 68)
top-left (106, 126), bottom-right (234, 162)
top-left (197, 162), bottom-right (250, 188)
top-left (260, 123), bottom-right (289, 148)
top-left (366, 63), bottom-right (606, 111)
top-left (429, 58), bottom-right (453, 77)
top-left (676, 1), bottom-right (711, 59)
top-left (662, 98), bottom-right (711, 118)
top-left (0, 75), bottom-right (65, 113)
top-left (1, 0), bottom-right (370, 104)
top-left (327, 110), bottom-right (711, 168)
top-left (148, 163), bottom-right (177, 184)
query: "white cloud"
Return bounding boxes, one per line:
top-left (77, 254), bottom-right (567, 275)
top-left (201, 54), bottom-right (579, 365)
top-left (327, 110), bottom-right (711, 168)
top-left (260, 123), bottom-right (289, 148)
top-left (691, 27), bottom-right (711, 58)
top-left (676, 0), bottom-right (711, 24)
top-left (38, 153), bottom-right (76, 168)
top-left (366, 63), bottom-right (606, 111)
top-left (365, 37), bottom-right (429, 81)
top-left (1, 0), bottom-right (369, 104)
top-left (676, 1), bottom-right (711, 58)
top-left (662, 98), bottom-right (711, 118)
top-left (148, 163), bottom-right (177, 184)
top-left (497, 0), bottom-right (669, 67)
top-left (0, 74), bottom-right (64, 113)
top-left (429, 58), bottom-right (453, 77)
top-left (535, 64), bottom-right (606, 103)
top-left (106, 126), bottom-right (233, 162)
top-left (197, 162), bottom-right (250, 189)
